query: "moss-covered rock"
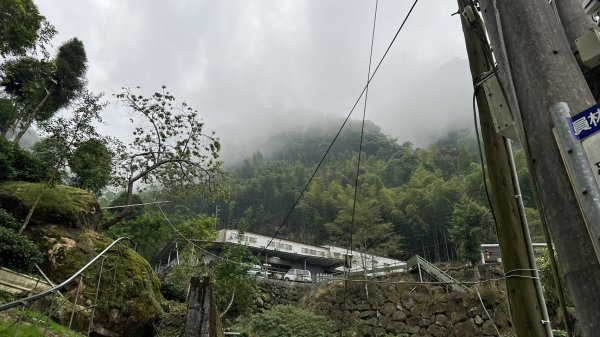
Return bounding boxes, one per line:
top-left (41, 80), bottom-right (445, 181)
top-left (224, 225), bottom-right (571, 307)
top-left (28, 225), bottom-right (164, 337)
top-left (0, 182), bottom-right (101, 229)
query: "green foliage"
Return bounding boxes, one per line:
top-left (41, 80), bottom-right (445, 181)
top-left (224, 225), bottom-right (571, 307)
top-left (0, 226), bottom-right (43, 272)
top-left (537, 248), bottom-right (574, 314)
top-left (178, 215), bottom-right (217, 240)
top-left (163, 246), bottom-right (207, 291)
top-left (211, 233), bottom-right (258, 317)
top-left (325, 200), bottom-right (402, 257)
top-left (201, 126), bottom-right (511, 261)
top-left (237, 305), bottom-right (334, 337)
top-left (0, 0), bottom-right (55, 57)
top-left (449, 197), bottom-right (495, 266)
top-left (0, 137), bottom-right (49, 183)
top-left (106, 86), bottom-right (225, 227)
top-left (1, 38), bottom-right (88, 141)
top-left (32, 91), bottom-right (106, 179)
top-left (107, 191), bottom-right (144, 219)
top-left (0, 306), bottom-right (85, 337)
top-left (160, 282), bottom-right (187, 303)
top-left (68, 138), bottom-right (113, 194)
top-left (0, 208), bottom-right (20, 231)
top-left (104, 212), bottom-right (170, 260)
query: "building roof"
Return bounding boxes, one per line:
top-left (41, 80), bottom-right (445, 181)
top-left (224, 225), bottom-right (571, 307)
top-left (202, 241), bottom-right (345, 270)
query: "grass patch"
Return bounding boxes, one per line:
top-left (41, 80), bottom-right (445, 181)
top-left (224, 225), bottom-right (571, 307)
top-left (0, 306), bottom-right (85, 337)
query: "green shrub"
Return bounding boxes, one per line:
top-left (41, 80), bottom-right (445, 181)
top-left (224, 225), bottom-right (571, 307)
top-left (0, 137), bottom-right (49, 183)
top-left (238, 305), bottom-right (334, 337)
top-left (160, 282), bottom-right (188, 303)
top-left (0, 208), bottom-right (20, 231)
top-left (0, 227), bottom-right (43, 272)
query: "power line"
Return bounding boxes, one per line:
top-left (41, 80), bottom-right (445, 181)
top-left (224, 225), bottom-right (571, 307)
top-left (341, 0), bottom-right (379, 336)
top-left (266, 0), bottom-right (421, 250)
top-left (101, 200), bottom-right (171, 209)
top-left (156, 203), bottom-right (225, 261)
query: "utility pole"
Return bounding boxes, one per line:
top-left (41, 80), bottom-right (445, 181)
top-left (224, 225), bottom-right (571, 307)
top-left (457, 2), bottom-right (550, 336)
top-left (553, 0), bottom-right (600, 100)
top-left (478, 1), bottom-right (600, 336)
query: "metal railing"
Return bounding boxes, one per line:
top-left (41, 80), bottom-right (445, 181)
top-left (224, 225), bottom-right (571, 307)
top-left (407, 255), bottom-right (468, 293)
top-left (0, 237), bottom-right (136, 336)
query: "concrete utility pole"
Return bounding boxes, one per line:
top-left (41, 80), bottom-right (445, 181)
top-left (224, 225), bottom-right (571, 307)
top-left (553, 0), bottom-right (600, 99)
top-left (478, 1), bottom-right (600, 336)
top-left (457, 2), bottom-right (550, 336)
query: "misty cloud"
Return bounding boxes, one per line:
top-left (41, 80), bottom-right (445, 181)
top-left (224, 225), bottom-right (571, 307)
top-left (37, 0), bottom-right (473, 161)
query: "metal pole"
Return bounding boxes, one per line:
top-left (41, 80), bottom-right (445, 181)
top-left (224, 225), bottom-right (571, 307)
top-left (14, 302), bottom-right (25, 337)
top-left (69, 275), bottom-right (84, 329)
top-left (417, 261), bottom-right (423, 283)
top-left (506, 138), bottom-right (554, 337)
top-left (44, 291), bottom-right (56, 336)
top-left (551, 102), bottom-right (600, 251)
top-left (88, 257), bottom-right (105, 336)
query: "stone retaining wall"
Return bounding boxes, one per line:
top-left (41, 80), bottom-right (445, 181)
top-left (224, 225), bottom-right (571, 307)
top-left (255, 274), bottom-right (513, 337)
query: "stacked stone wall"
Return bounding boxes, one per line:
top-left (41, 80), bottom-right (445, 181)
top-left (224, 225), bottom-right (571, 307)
top-left (254, 274), bottom-right (513, 337)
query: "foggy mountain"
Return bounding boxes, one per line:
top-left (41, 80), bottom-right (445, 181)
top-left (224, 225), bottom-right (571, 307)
top-left (216, 58), bottom-right (472, 164)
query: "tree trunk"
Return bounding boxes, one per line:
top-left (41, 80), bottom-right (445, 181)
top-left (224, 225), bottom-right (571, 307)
top-left (13, 88), bottom-right (53, 145)
top-left (18, 177), bottom-right (53, 234)
top-left (12, 115), bottom-right (35, 145)
top-left (18, 187), bottom-right (45, 234)
top-left (218, 290), bottom-right (235, 319)
top-left (101, 180), bottom-right (135, 229)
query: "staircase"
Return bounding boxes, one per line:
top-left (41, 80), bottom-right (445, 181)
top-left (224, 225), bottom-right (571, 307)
top-left (406, 255), bottom-right (469, 293)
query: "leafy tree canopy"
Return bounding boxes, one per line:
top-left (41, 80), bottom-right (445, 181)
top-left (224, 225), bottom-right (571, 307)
top-left (0, 0), bottom-right (55, 57)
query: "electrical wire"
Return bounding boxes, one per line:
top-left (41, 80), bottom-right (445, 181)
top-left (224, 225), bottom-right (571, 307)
top-left (472, 91), bottom-right (499, 229)
top-left (265, 0), bottom-right (420, 250)
top-left (157, 203), bottom-right (225, 261)
top-left (340, 1), bottom-right (379, 336)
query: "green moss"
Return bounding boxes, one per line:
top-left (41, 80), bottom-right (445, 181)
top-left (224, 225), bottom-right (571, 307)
top-left (0, 182), bottom-right (100, 228)
top-left (29, 226), bottom-right (164, 337)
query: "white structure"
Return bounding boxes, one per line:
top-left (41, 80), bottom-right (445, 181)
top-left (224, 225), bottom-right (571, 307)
top-left (214, 229), bottom-right (406, 276)
top-left (325, 245), bottom-right (407, 275)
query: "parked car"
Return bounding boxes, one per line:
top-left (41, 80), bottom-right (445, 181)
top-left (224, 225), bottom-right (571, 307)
top-left (247, 265), bottom-right (270, 278)
top-left (283, 269), bottom-right (312, 282)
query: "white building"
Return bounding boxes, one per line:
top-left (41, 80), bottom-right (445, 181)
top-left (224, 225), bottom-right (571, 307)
top-left (214, 229), bottom-right (406, 277)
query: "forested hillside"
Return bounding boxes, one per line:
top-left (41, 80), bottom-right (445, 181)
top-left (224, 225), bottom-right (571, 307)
top-left (198, 119), bottom-right (540, 262)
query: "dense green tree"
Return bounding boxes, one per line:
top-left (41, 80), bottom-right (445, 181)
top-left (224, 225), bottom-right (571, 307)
top-left (104, 212), bottom-right (171, 260)
top-left (201, 126), bottom-right (503, 261)
top-left (0, 210), bottom-right (42, 272)
top-left (68, 138), bottom-right (113, 194)
top-left (211, 230), bottom-right (259, 318)
top-left (0, 137), bottom-right (49, 183)
top-left (107, 191), bottom-right (144, 220)
top-left (19, 91), bottom-right (105, 233)
top-left (2, 38), bottom-right (88, 143)
top-left (449, 197), bottom-right (495, 268)
top-left (0, 0), bottom-right (55, 57)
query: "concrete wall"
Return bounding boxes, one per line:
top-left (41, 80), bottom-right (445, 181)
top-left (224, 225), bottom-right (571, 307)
top-left (0, 267), bottom-right (51, 295)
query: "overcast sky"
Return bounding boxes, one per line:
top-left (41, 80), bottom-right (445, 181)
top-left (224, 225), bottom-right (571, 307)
top-left (37, 0), bottom-right (473, 161)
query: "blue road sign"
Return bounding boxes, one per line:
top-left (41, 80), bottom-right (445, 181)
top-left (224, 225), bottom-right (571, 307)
top-left (571, 102), bottom-right (600, 140)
